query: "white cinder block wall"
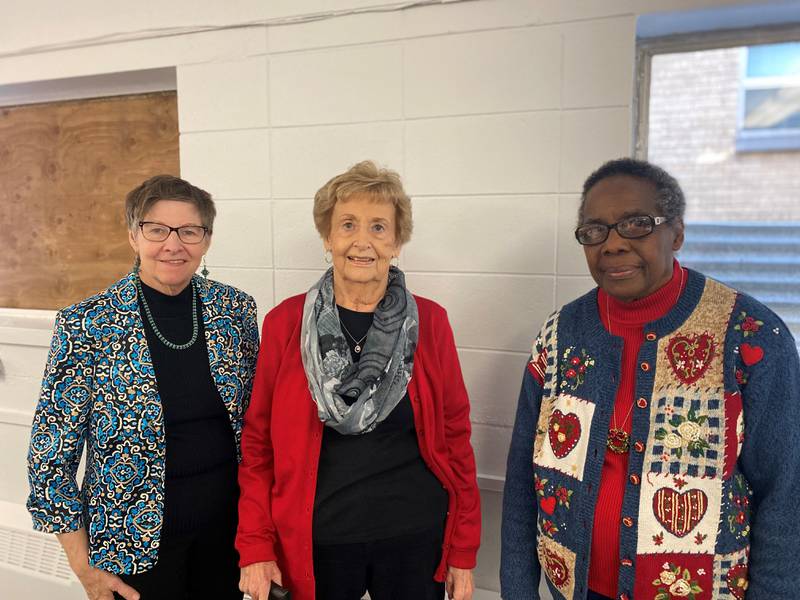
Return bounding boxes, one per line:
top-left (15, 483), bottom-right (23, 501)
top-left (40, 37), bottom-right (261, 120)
top-left (0, 0), bottom-right (781, 596)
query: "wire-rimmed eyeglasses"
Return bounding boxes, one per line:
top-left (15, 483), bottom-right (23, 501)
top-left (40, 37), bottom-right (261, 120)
top-left (139, 221), bottom-right (209, 244)
top-left (574, 215), bottom-right (670, 246)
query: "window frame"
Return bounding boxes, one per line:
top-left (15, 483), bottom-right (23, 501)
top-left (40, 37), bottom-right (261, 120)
top-left (634, 23), bottom-right (800, 159)
top-left (735, 43), bottom-right (800, 151)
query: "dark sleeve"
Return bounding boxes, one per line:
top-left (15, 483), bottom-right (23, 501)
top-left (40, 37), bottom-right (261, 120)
top-left (738, 319), bottom-right (800, 597)
top-left (500, 362), bottom-right (542, 600)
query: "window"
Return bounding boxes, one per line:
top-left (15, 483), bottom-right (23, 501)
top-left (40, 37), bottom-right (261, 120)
top-left (737, 41), bottom-right (800, 151)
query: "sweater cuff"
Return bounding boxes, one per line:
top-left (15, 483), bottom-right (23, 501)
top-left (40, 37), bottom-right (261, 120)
top-left (447, 546), bottom-right (478, 570)
top-left (236, 540), bottom-right (277, 568)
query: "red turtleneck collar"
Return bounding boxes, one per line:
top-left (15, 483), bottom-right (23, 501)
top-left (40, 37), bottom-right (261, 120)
top-left (599, 259), bottom-right (686, 333)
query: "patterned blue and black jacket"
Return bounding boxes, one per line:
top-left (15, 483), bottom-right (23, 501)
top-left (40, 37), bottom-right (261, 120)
top-left (26, 272), bottom-right (259, 574)
top-left (500, 268), bottom-right (800, 600)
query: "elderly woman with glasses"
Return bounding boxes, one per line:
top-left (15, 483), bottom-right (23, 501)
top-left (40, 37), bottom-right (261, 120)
top-left (236, 161), bottom-right (481, 600)
top-left (27, 175), bottom-right (259, 600)
top-left (501, 158), bottom-right (800, 600)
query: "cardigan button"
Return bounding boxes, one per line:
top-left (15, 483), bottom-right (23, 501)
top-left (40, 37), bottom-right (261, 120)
top-left (634, 440), bottom-right (645, 453)
top-left (636, 397), bottom-right (648, 409)
top-left (620, 558), bottom-right (633, 567)
top-left (645, 332), bottom-right (657, 341)
top-left (622, 516), bottom-right (634, 528)
top-left (629, 474), bottom-right (640, 486)
top-left (620, 594), bottom-right (630, 600)
top-left (640, 361), bottom-right (650, 372)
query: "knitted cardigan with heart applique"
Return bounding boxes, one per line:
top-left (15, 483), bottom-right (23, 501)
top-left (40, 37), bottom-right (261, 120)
top-left (500, 268), bottom-right (800, 600)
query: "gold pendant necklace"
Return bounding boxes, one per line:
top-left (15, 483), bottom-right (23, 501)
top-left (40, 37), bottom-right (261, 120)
top-left (605, 294), bottom-right (634, 454)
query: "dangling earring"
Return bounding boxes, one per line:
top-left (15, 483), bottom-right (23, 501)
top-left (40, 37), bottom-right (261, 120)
top-left (201, 256), bottom-right (210, 279)
top-left (132, 255), bottom-right (141, 276)
top-left (324, 250), bottom-right (332, 264)
top-left (391, 256), bottom-right (399, 267)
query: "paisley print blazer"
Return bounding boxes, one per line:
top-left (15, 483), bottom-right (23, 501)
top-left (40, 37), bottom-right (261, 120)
top-left (27, 272), bottom-right (259, 574)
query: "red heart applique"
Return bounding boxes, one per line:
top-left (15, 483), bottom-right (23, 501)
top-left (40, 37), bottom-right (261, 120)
top-left (726, 564), bottom-right (748, 600)
top-left (740, 343), bottom-right (764, 366)
top-left (652, 487), bottom-right (708, 538)
top-left (548, 409), bottom-right (581, 459)
top-left (666, 333), bottom-right (717, 385)
top-left (539, 496), bottom-right (556, 515)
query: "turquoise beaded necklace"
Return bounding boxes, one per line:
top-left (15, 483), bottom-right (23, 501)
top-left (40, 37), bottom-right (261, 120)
top-left (135, 277), bottom-right (199, 350)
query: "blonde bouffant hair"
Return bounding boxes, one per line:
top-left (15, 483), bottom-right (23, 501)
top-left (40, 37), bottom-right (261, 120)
top-left (313, 160), bottom-right (413, 245)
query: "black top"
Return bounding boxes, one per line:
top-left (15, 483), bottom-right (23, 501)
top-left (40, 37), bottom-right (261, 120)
top-left (138, 280), bottom-right (238, 535)
top-left (312, 305), bottom-right (449, 544)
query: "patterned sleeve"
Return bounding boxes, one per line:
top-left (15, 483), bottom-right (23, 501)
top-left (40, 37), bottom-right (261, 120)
top-left (500, 327), bottom-right (550, 600)
top-left (26, 309), bottom-right (94, 533)
top-left (735, 304), bottom-right (800, 597)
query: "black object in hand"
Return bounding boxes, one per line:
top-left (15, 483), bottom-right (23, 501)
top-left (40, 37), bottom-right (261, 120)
top-left (268, 583), bottom-right (291, 600)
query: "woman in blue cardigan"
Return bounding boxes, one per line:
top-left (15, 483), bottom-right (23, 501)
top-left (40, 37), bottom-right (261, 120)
top-left (27, 175), bottom-right (259, 600)
top-left (501, 158), bottom-right (799, 599)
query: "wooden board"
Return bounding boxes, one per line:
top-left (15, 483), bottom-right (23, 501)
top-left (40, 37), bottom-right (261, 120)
top-left (0, 92), bottom-right (179, 310)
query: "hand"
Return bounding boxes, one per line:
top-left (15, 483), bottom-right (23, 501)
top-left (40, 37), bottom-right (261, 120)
top-left (445, 566), bottom-right (474, 600)
top-left (74, 563), bottom-right (140, 600)
top-left (240, 561), bottom-right (283, 600)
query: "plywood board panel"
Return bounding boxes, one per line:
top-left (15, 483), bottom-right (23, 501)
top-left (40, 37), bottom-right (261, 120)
top-left (0, 92), bottom-right (179, 310)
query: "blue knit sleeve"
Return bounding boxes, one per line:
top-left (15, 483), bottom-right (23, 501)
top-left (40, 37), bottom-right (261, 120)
top-left (500, 362), bottom-right (542, 599)
top-left (737, 310), bottom-right (800, 598)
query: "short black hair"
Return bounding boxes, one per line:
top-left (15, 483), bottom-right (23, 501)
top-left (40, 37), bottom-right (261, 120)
top-left (578, 158), bottom-right (685, 224)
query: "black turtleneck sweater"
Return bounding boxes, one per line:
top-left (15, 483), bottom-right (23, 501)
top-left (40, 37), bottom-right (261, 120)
top-left (138, 280), bottom-right (239, 535)
top-left (311, 305), bottom-right (449, 544)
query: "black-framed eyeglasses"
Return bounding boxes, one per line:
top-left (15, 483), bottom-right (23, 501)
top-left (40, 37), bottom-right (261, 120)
top-left (574, 215), bottom-right (670, 246)
top-left (139, 221), bottom-right (209, 244)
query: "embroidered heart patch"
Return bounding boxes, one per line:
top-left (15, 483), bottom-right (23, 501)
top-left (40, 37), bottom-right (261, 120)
top-left (548, 409), bottom-right (581, 459)
top-left (666, 332), bottom-right (717, 385)
top-left (726, 564), bottom-right (748, 600)
top-left (740, 343), bottom-right (764, 366)
top-left (652, 487), bottom-right (708, 538)
top-left (540, 496), bottom-right (556, 515)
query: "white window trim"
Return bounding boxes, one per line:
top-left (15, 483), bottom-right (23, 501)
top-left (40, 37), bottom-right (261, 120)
top-left (736, 45), bottom-right (800, 152)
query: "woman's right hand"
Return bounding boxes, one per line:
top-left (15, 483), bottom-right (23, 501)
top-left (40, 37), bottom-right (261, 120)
top-left (240, 561), bottom-right (283, 600)
top-left (74, 563), bottom-right (140, 600)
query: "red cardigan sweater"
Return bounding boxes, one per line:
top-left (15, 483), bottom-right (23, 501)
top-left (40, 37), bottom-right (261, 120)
top-left (236, 294), bottom-right (481, 600)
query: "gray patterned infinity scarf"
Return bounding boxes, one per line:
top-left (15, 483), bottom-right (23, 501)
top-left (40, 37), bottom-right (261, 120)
top-left (300, 266), bottom-right (418, 435)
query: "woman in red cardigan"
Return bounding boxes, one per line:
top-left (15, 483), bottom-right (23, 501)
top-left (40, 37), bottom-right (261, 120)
top-left (236, 161), bottom-right (481, 600)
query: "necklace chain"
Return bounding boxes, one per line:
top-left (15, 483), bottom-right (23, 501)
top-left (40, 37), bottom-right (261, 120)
top-left (136, 277), bottom-right (199, 350)
top-left (605, 267), bottom-right (686, 453)
top-left (339, 319), bottom-right (368, 354)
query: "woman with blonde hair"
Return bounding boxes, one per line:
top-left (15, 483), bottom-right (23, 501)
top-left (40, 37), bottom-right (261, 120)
top-left (237, 161), bottom-right (481, 600)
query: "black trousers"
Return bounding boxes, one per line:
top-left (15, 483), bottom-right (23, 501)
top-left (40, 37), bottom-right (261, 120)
top-left (115, 523), bottom-right (242, 600)
top-left (313, 526), bottom-right (446, 600)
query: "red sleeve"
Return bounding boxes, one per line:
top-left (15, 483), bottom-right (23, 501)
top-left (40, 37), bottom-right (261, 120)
top-left (437, 309), bottom-right (481, 569)
top-left (236, 309), bottom-right (282, 567)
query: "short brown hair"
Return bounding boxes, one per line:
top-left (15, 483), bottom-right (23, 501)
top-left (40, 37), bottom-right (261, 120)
top-left (313, 161), bottom-right (413, 245)
top-left (125, 175), bottom-right (216, 231)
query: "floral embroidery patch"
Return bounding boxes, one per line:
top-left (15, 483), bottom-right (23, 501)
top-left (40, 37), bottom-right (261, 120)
top-left (652, 563), bottom-right (704, 600)
top-left (666, 332), bottom-right (717, 385)
top-left (535, 474), bottom-right (573, 537)
top-left (733, 311), bottom-right (763, 337)
top-left (726, 474), bottom-right (752, 540)
top-left (558, 347), bottom-right (595, 391)
top-left (654, 407), bottom-right (710, 460)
